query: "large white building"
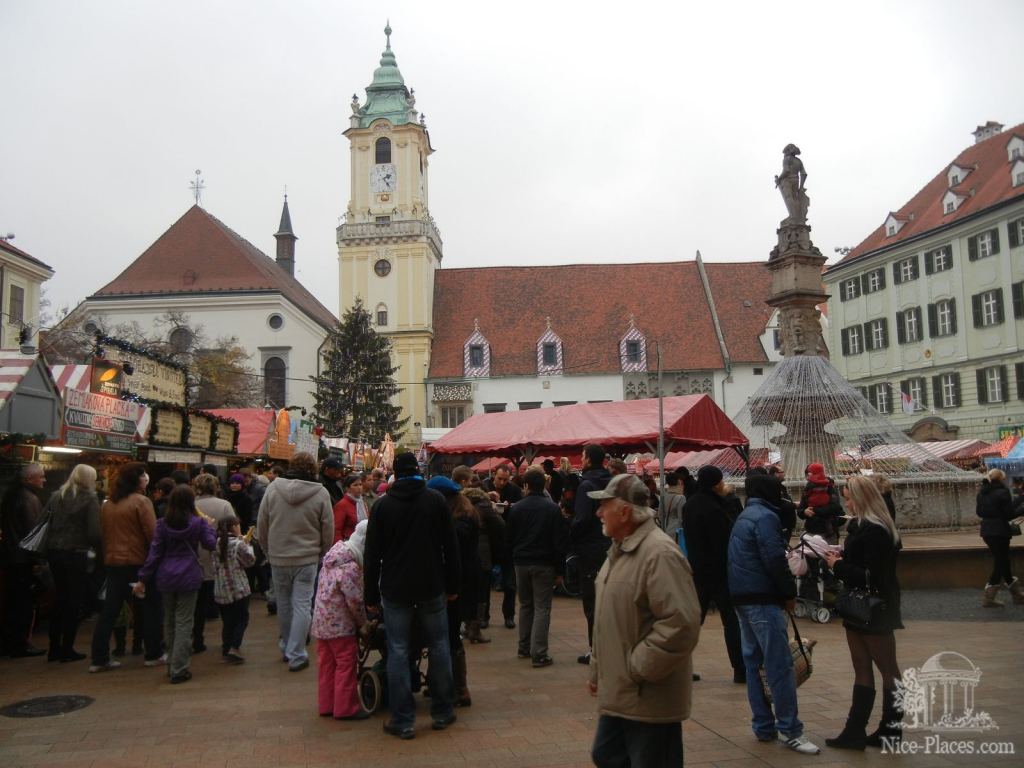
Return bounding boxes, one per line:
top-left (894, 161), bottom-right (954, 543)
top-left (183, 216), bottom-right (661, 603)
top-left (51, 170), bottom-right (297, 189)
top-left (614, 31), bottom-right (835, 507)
top-left (57, 204), bottom-right (336, 414)
top-left (0, 236), bottom-right (54, 350)
top-left (824, 121), bottom-right (1024, 442)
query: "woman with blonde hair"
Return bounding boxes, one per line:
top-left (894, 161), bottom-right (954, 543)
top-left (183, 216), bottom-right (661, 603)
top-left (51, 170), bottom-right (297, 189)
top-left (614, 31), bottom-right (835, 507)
top-left (45, 464), bottom-right (102, 662)
top-left (822, 475), bottom-right (903, 750)
top-left (976, 468), bottom-right (1021, 607)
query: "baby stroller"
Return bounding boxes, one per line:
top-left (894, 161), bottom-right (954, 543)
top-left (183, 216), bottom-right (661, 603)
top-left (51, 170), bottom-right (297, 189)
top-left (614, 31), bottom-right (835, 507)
top-left (356, 618), bottom-right (428, 714)
top-left (787, 533), bottom-right (842, 624)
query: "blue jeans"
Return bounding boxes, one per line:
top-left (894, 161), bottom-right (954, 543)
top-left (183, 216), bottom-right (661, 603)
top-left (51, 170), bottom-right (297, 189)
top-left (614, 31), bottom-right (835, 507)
top-left (271, 563), bottom-right (316, 667)
top-left (734, 604), bottom-right (803, 740)
top-left (381, 593), bottom-right (454, 729)
top-left (591, 715), bottom-right (682, 767)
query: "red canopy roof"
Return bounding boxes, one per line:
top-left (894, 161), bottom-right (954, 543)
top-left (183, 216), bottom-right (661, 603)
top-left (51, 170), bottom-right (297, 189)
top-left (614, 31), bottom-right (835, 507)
top-left (470, 457), bottom-right (514, 472)
top-left (207, 408), bottom-right (275, 455)
top-left (430, 395), bottom-right (747, 457)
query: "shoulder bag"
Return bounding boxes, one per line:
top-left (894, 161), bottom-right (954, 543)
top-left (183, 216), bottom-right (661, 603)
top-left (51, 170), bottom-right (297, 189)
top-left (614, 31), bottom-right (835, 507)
top-left (835, 568), bottom-right (886, 628)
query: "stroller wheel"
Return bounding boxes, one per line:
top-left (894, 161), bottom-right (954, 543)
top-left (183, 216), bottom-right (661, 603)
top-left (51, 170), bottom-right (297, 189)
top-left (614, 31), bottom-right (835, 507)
top-left (358, 668), bottom-right (383, 714)
top-left (792, 601), bottom-right (808, 619)
top-left (815, 607), bottom-right (832, 624)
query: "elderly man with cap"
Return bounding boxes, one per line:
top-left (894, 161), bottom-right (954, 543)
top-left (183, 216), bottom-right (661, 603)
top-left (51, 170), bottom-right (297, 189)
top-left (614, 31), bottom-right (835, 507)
top-left (728, 473), bottom-right (819, 755)
top-left (587, 473), bottom-right (701, 768)
top-left (682, 466), bottom-right (745, 684)
top-left (364, 452), bottom-right (461, 740)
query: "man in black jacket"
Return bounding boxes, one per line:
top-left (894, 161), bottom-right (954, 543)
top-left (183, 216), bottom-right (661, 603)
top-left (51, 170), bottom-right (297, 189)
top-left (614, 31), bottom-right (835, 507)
top-left (319, 456), bottom-right (345, 506)
top-left (571, 444), bottom-right (611, 664)
top-left (508, 467), bottom-right (567, 667)
top-left (364, 453), bottom-right (461, 739)
top-left (485, 466), bottom-right (522, 628)
top-left (683, 465), bottom-right (745, 684)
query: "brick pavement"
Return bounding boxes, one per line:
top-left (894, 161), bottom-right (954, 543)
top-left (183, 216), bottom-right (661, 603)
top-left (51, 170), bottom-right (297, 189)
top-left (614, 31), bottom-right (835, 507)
top-left (1, 592), bottom-right (1021, 767)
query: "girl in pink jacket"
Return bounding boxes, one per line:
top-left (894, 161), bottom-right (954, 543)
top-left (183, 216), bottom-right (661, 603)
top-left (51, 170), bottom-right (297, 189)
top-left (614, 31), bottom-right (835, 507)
top-left (312, 520), bottom-right (369, 719)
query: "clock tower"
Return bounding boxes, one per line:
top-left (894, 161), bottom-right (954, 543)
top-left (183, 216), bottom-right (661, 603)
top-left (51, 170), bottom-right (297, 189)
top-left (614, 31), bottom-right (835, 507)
top-left (338, 23), bottom-right (442, 441)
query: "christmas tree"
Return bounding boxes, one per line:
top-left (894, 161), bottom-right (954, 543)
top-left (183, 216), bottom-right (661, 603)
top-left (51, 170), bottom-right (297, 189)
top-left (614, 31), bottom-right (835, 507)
top-left (311, 298), bottom-right (408, 442)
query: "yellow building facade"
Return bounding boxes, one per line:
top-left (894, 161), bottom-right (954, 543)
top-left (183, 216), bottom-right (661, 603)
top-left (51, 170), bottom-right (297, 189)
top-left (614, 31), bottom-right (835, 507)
top-left (337, 25), bottom-right (442, 438)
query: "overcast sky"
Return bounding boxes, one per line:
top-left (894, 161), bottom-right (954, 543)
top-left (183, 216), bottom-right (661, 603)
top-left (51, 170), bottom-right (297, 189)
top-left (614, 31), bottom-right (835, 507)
top-left (3, 0), bottom-right (1021, 330)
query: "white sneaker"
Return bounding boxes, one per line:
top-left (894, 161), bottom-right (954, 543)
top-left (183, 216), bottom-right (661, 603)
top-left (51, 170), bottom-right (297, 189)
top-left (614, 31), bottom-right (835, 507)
top-left (143, 654), bottom-right (168, 667)
top-left (88, 660), bottom-right (122, 673)
top-left (779, 734), bottom-right (821, 754)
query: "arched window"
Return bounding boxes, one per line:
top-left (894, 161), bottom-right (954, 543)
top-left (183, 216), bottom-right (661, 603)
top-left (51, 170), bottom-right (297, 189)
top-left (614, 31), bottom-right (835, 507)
top-left (169, 326), bottom-right (193, 354)
top-left (264, 357), bottom-right (286, 409)
top-left (375, 137), bottom-right (391, 164)
top-left (376, 304), bottom-right (388, 327)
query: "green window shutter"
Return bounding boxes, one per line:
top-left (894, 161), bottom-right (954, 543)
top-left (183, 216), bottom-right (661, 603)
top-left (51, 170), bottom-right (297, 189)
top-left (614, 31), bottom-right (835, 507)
top-left (972, 294), bottom-right (983, 328)
top-left (1017, 363), bottom-right (1024, 400)
top-left (841, 329), bottom-right (850, 356)
top-left (863, 322), bottom-right (871, 351)
top-left (896, 311), bottom-right (906, 344)
top-left (892, 263), bottom-right (901, 284)
top-left (927, 303), bottom-right (937, 337)
top-left (860, 274), bottom-right (869, 295)
top-left (991, 229), bottom-right (1000, 255)
top-left (932, 375), bottom-right (942, 408)
top-left (949, 298), bottom-right (957, 335)
top-left (999, 366), bottom-right (1008, 402)
top-left (877, 269), bottom-right (886, 290)
top-left (1010, 220), bottom-right (1022, 249)
top-left (968, 236), bottom-right (978, 261)
top-left (995, 288), bottom-right (1005, 324)
top-left (924, 251), bottom-right (934, 275)
top-left (1013, 282), bottom-right (1024, 319)
top-left (977, 369), bottom-right (988, 405)
top-left (914, 307), bottom-right (923, 337)
top-left (911, 255), bottom-right (920, 280)
top-left (952, 373), bottom-right (962, 407)
top-left (919, 377), bottom-right (929, 407)
top-left (881, 318), bottom-right (889, 348)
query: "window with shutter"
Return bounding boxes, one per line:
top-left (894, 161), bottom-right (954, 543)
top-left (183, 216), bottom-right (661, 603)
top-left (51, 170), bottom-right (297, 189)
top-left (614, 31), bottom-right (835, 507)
top-left (896, 311), bottom-right (906, 344)
top-left (1013, 282), bottom-right (1024, 319)
top-left (900, 308), bottom-right (920, 343)
top-left (977, 369), bottom-right (989, 405)
top-left (909, 377), bottom-right (926, 408)
top-left (974, 289), bottom-right (1003, 327)
top-left (926, 246), bottom-right (952, 273)
top-left (1009, 217), bottom-right (1024, 249)
top-left (1017, 363), bottom-right (1024, 400)
top-left (935, 300), bottom-right (954, 336)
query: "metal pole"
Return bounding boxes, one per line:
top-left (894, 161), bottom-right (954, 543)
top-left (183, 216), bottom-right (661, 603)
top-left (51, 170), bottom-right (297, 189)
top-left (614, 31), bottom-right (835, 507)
top-left (657, 342), bottom-right (666, 513)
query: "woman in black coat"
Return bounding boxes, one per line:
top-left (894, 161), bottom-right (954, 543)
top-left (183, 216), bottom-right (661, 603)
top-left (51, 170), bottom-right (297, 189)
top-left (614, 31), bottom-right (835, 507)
top-left (976, 468), bottom-right (1021, 607)
top-left (822, 475), bottom-right (903, 750)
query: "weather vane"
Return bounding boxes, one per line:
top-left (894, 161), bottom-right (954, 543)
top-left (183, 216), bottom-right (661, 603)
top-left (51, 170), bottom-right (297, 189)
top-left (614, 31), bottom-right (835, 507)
top-left (190, 169), bottom-right (206, 206)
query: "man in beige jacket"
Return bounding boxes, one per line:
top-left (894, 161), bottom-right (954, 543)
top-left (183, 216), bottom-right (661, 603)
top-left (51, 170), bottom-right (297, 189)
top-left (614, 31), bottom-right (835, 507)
top-left (587, 474), bottom-right (701, 767)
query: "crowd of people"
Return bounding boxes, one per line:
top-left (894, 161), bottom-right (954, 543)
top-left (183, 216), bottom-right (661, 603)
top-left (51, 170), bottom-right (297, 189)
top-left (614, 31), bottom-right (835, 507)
top-left (2, 450), bottom-right (1023, 767)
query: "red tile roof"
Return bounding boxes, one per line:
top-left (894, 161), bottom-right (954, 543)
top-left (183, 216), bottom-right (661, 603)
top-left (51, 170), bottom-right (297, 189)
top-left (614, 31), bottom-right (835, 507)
top-left (835, 122), bottom-right (1024, 267)
top-left (91, 206), bottom-right (337, 329)
top-left (0, 238), bottom-right (54, 272)
top-left (428, 261), bottom-right (771, 379)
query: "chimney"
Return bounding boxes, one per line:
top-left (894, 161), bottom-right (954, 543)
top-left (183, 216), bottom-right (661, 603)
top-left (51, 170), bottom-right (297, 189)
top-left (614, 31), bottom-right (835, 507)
top-left (274, 196), bottom-right (297, 276)
top-left (972, 121), bottom-right (1004, 145)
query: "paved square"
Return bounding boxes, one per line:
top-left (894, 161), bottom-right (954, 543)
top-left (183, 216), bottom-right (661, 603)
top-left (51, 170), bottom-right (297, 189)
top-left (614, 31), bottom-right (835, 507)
top-left (1, 592), bottom-right (1021, 767)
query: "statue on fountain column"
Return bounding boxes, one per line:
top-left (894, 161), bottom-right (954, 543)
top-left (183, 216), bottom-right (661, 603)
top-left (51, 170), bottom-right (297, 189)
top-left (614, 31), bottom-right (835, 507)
top-left (780, 306), bottom-right (826, 357)
top-left (775, 144), bottom-right (809, 226)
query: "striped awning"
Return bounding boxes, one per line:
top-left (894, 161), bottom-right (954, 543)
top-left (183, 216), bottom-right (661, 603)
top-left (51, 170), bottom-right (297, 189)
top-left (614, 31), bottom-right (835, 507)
top-left (0, 352), bottom-right (38, 403)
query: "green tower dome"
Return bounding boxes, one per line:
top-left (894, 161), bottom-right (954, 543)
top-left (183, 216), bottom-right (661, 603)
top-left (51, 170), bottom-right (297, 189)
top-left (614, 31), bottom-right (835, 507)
top-left (356, 23), bottom-right (416, 128)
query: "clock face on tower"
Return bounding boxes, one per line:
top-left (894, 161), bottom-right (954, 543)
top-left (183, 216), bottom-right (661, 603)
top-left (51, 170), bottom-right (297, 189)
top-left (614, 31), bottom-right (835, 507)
top-left (370, 163), bottom-right (397, 192)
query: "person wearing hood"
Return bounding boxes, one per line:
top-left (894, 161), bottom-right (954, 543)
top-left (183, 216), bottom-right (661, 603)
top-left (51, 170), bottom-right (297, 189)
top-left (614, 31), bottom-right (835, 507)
top-left (225, 473), bottom-right (254, 532)
top-left (133, 486), bottom-right (217, 684)
top-left (364, 452), bottom-right (461, 740)
top-left (728, 474), bottom-right (819, 755)
top-left (256, 452), bottom-right (334, 672)
top-left (682, 465), bottom-right (745, 684)
top-left (312, 519), bottom-right (370, 720)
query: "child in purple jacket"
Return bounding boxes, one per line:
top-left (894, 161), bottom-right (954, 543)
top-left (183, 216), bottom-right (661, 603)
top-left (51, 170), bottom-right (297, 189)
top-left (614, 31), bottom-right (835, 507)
top-left (135, 486), bottom-right (216, 684)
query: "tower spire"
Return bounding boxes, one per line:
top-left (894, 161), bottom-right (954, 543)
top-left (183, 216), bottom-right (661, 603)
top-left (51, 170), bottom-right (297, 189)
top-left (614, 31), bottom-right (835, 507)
top-left (274, 193), bottom-right (297, 276)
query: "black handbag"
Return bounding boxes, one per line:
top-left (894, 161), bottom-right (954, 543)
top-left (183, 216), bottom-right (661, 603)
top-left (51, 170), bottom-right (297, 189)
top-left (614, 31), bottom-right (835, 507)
top-left (835, 569), bottom-right (886, 628)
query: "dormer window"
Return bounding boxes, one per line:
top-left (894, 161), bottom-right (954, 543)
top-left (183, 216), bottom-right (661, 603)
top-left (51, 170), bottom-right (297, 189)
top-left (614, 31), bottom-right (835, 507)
top-left (1006, 135), bottom-right (1024, 163)
top-left (463, 320), bottom-right (490, 378)
top-left (883, 213), bottom-right (905, 237)
top-left (942, 189), bottom-right (964, 215)
top-left (947, 163), bottom-right (970, 188)
top-left (536, 319), bottom-right (564, 375)
top-left (619, 318), bottom-right (647, 373)
top-left (1013, 159), bottom-right (1024, 187)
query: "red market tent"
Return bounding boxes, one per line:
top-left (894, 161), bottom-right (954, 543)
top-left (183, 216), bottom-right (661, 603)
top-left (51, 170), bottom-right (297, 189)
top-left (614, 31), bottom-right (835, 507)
top-left (430, 395), bottom-right (748, 461)
top-left (208, 408), bottom-right (276, 455)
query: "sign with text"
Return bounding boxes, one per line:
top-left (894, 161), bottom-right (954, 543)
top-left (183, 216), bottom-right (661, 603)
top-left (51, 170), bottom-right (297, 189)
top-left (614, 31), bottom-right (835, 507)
top-left (119, 351), bottom-right (187, 406)
top-left (151, 408), bottom-right (185, 446)
top-left (90, 360), bottom-right (124, 397)
top-left (213, 421), bottom-right (237, 453)
top-left (187, 414), bottom-right (212, 449)
top-left (62, 388), bottom-right (142, 455)
top-left (997, 425), bottom-right (1024, 440)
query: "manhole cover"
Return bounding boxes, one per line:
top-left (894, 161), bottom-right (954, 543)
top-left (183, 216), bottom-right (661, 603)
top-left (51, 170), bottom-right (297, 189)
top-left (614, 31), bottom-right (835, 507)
top-left (0, 695), bottom-right (94, 718)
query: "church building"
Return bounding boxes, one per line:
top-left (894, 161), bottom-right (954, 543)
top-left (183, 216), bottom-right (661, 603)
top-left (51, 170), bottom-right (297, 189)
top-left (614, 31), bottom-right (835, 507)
top-left (339, 26), bottom-right (787, 443)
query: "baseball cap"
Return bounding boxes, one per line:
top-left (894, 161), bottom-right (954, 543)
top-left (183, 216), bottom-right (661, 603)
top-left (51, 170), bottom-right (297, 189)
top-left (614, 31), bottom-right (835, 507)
top-left (322, 456), bottom-right (344, 470)
top-left (586, 473), bottom-right (651, 508)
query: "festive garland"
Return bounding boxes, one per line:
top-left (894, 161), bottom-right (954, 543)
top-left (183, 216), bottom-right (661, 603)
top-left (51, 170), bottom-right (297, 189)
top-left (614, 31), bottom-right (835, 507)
top-left (146, 400), bottom-right (191, 447)
top-left (209, 413), bottom-right (241, 454)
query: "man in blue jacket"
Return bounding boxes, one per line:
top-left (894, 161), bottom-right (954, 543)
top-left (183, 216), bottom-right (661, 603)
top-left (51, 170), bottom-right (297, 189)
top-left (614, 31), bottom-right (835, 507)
top-left (727, 473), bottom-right (820, 755)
